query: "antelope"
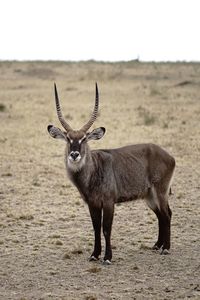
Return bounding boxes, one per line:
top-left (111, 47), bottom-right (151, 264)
top-left (47, 83), bottom-right (175, 264)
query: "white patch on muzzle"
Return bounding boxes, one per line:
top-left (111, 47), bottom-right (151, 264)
top-left (67, 153), bottom-right (86, 172)
top-left (69, 151), bottom-right (81, 163)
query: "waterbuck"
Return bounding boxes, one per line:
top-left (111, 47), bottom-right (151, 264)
top-left (47, 83), bottom-right (175, 264)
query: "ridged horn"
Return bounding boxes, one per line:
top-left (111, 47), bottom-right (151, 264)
top-left (80, 82), bottom-right (99, 132)
top-left (54, 83), bottom-right (72, 132)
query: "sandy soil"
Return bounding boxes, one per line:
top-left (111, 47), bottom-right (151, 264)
top-left (0, 61), bottom-right (200, 299)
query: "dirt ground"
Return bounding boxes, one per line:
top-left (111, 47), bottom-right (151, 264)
top-left (0, 61), bottom-right (200, 300)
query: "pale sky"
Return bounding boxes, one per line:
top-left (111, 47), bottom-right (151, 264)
top-left (1, 0), bottom-right (200, 62)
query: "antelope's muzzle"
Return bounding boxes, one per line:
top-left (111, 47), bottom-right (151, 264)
top-left (69, 151), bottom-right (81, 162)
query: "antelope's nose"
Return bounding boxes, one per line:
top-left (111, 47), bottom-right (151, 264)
top-left (70, 151), bottom-right (80, 161)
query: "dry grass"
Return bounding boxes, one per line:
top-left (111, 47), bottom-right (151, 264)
top-left (0, 61), bottom-right (200, 299)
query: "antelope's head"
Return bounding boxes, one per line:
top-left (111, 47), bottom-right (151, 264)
top-left (47, 83), bottom-right (105, 170)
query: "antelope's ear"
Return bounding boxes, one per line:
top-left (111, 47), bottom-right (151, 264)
top-left (87, 127), bottom-right (106, 141)
top-left (47, 125), bottom-right (65, 140)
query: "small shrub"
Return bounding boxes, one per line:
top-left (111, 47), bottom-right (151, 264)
top-left (149, 87), bottom-right (162, 97)
top-left (55, 240), bottom-right (63, 246)
top-left (49, 234), bottom-right (61, 239)
top-left (143, 113), bottom-right (156, 126)
top-left (163, 122), bottom-right (169, 129)
top-left (2, 172), bottom-right (12, 177)
top-left (86, 266), bottom-right (101, 273)
top-left (63, 252), bottom-right (71, 259)
top-left (32, 177), bottom-right (40, 187)
top-left (19, 214), bottom-right (34, 221)
top-left (85, 296), bottom-right (98, 300)
top-left (137, 106), bottom-right (156, 126)
top-left (0, 103), bottom-right (6, 112)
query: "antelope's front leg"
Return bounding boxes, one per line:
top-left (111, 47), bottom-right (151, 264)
top-left (103, 202), bottom-right (114, 264)
top-left (88, 205), bottom-right (102, 261)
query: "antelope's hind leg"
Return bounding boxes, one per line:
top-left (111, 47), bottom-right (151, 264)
top-left (154, 192), bottom-right (172, 254)
top-left (145, 186), bottom-right (172, 254)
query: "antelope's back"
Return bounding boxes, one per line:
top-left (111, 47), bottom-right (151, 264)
top-left (94, 143), bottom-right (175, 202)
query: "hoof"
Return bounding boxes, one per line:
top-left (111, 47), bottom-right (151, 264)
top-left (102, 259), bottom-right (112, 265)
top-left (161, 249), bottom-right (170, 255)
top-left (88, 255), bottom-right (99, 262)
top-left (152, 244), bottom-right (160, 251)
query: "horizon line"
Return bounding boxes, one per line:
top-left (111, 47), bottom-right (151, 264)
top-left (0, 58), bottom-right (200, 64)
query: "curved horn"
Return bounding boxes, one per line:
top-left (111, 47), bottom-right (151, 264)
top-left (54, 83), bottom-right (72, 132)
top-left (80, 83), bottom-right (99, 132)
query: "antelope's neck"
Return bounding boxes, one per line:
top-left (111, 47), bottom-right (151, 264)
top-left (66, 150), bottom-right (94, 201)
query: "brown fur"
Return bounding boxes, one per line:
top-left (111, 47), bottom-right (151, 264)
top-left (47, 85), bottom-right (176, 264)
